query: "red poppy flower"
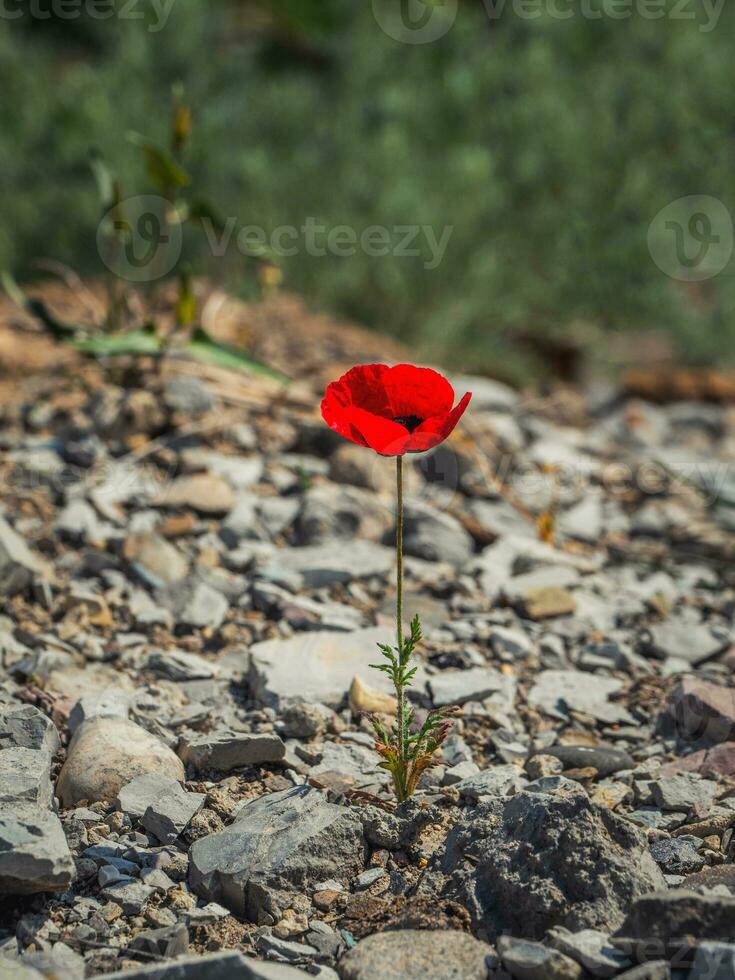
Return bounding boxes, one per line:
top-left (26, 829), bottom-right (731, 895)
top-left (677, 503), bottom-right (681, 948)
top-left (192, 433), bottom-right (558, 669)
top-left (321, 363), bottom-right (471, 456)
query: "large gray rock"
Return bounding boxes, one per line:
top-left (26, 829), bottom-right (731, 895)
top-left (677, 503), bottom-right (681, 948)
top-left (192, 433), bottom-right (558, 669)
top-left (248, 627), bottom-right (420, 708)
top-left (102, 950), bottom-right (308, 978)
top-left (338, 929), bottom-right (493, 980)
top-left (0, 703), bottom-right (60, 755)
top-left (56, 718), bottom-right (185, 807)
top-left (178, 732), bottom-right (286, 772)
top-left (0, 805), bottom-right (75, 895)
top-left (189, 786), bottom-right (367, 921)
top-left (0, 515), bottom-right (44, 595)
top-left (612, 890), bottom-right (735, 959)
top-left (276, 540), bottom-right (395, 587)
top-left (422, 784), bottom-right (664, 939)
top-left (401, 500), bottom-right (473, 567)
top-left (0, 746), bottom-right (54, 808)
top-left (528, 670), bottom-right (634, 725)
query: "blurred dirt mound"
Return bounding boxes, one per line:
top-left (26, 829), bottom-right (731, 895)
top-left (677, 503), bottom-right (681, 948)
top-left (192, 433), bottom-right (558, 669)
top-left (0, 279), bottom-right (407, 394)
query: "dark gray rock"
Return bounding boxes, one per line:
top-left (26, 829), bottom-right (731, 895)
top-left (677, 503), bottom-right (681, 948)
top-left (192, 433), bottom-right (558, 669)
top-left (650, 773), bottom-right (717, 812)
top-left (0, 703), bottom-right (60, 755)
top-left (189, 786), bottom-right (367, 920)
top-left (102, 950), bottom-right (308, 978)
top-left (497, 935), bottom-right (583, 980)
top-left (178, 732), bottom-right (286, 772)
top-left (649, 837), bottom-right (705, 875)
top-left (612, 890), bottom-right (735, 960)
top-left (0, 805), bottom-right (76, 895)
top-left (338, 929), bottom-right (494, 980)
top-left (130, 922), bottom-right (190, 959)
top-left (0, 515), bottom-right (44, 595)
top-left (400, 501), bottom-right (473, 567)
top-left (421, 784), bottom-right (665, 939)
top-left (140, 782), bottom-right (206, 843)
top-left (146, 649), bottom-right (215, 681)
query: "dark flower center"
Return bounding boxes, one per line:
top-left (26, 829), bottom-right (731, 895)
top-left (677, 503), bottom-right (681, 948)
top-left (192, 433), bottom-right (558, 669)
top-left (393, 415), bottom-right (423, 433)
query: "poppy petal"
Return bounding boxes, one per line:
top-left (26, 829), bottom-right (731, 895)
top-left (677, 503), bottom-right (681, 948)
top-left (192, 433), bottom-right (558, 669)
top-left (322, 401), bottom-right (410, 455)
top-left (405, 391), bottom-right (472, 453)
top-left (379, 364), bottom-right (455, 419)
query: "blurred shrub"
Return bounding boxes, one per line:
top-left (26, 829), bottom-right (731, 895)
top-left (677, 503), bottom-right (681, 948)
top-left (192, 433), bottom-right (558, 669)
top-left (2, 0), bottom-right (734, 380)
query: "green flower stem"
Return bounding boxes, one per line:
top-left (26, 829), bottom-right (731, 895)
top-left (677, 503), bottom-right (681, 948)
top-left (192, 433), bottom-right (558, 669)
top-left (395, 455), bottom-right (405, 775)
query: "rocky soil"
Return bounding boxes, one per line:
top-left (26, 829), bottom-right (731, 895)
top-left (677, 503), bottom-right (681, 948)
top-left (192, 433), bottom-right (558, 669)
top-left (1, 302), bottom-right (735, 980)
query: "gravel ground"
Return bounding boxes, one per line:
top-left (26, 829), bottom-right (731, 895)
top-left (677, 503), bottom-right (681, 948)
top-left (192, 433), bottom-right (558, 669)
top-left (1, 313), bottom-right (735, 980)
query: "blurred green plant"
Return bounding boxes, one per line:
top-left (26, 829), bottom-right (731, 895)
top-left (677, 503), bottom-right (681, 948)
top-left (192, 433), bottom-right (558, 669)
top-left (2, 1), bottom-right (735, 381)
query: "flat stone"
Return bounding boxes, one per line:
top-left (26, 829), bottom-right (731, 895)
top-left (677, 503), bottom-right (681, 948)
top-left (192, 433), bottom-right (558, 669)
top-left (338, 928), bottom-right (494, 980)
top-left (521, 586), bottom-right (577, 620)
top-left (529, 745), bottom-right (634, 778)
top-left (453, 763), bottom-right (528, 801)
top-left (612, 889), bottom-right (735, 959)
top-left (181, 450), bottom-right (264, 490)
top-left (157, 578), bottom-right (229, 630)
top-left (101, 877), bottom-right (155, 913)
top-left (401, 500), bottom-right (474, 568)
top-left (277, 541), bottom-right (395, 587)
top-left (645, 619), bottom-right (727, 665)
top-left (428, 667), bottom-right (516, 708)
top-left (156, 473), bottom-right (235, 515)
top-left (528, 670), bottom-right (633, 725)
top-left (114, 772), bottom-right (177, 821)
top-left (0, 515), bottom-right (44, 595)
top-left (498, 935), bottom-right (583, 980)
top-left (102, 951), bottom-right (307, 978)
top-left (189, 786), bottom-right (367, 920)
top-left (130, 922), bottom-right (190, 959)
top-left (68, 688), bottom-right (130, 734)
top-left (147, 649), bottom-right (216, 681)
top-left (178, 732), bottom-right (286, 773)
top-left (650, 773), bottom-right (718, 812)
top-left (660, 743), bottom-right (735, 779)
top-left (164, 375), bottom-right (216, 416)
top-left (0, 746), bottom-right (53, 808)
top-left (123, 532), bottom-right (189, 587)
top-left (547, 927), bottom-right (630, 978)
top-left (0, 804), bottom-right (76, 895)
top-left (141, 783), bottom-right (206, 843)
top-left (57, 718), bottom-right (185, 807)
top-left (666, 678), bottom-right (735, 744)
top-left (0, 703), bottom-right (59, 755)
top-left (248, 627), bottom-right (419, 708)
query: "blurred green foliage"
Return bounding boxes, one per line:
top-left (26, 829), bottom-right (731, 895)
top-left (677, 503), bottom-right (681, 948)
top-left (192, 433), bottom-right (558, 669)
top-left (2, 0), bottom-right (734, 381)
